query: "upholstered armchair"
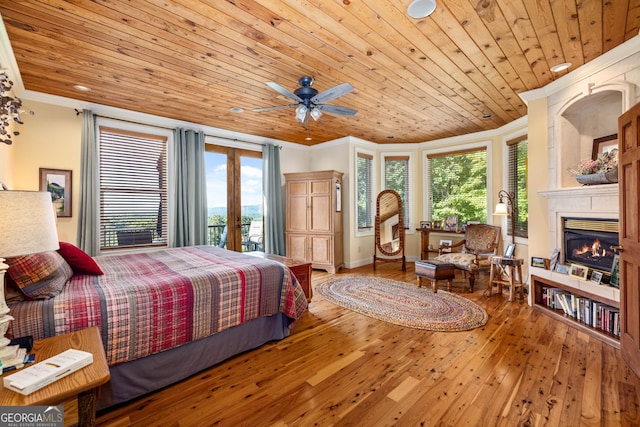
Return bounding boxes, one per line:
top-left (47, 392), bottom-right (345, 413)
top-left (434, 224), bottom-right (501, 292)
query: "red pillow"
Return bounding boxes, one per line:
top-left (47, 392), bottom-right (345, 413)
top-left (57, 242), bottom-right (104, 275)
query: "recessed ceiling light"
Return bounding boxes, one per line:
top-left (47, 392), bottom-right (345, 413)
top-left (550, 62), bottom-right (572, 72)
top-left (407, 0), bottom-right (437, 19)
top-left (73, 84), bottom-right (91, 91)
top-left (230, 107), bottom-right (244, 113)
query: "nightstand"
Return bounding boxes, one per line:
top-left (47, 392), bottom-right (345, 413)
top-left (245, 251), bottom-right (313, 302)
top-left (0, 327), bottom-right (110, 426)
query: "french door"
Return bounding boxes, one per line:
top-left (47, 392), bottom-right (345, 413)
top-left (204, 144), bottom-right (262, 251)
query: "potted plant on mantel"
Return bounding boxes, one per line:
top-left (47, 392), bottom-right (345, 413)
top-left (570, 148), bottom-right (619, 185)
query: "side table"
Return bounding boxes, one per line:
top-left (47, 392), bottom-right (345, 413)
top-left (487, 256), bottom-right (525, 302)
top-left (245, 251), bottom-right (313, 302)
top-left (0, 327), bottom-right (110, 426)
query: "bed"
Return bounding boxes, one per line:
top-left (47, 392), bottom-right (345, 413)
top-left (5, 244), bottom-right (308, 409)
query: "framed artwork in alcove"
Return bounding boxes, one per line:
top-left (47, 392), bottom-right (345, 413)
top-left (592, 134), bottom-right (618, 160)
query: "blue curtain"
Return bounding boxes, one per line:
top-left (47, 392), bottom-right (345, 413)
top-left (77, 110), bottom-right (99, 255)
top-left (263, 144), bottom-right (285, 255)
top-left (172, 128), bottom-right (207, 247)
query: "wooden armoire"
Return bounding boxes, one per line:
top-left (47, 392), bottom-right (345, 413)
top-left (285, 170), bottom-right (344, 274)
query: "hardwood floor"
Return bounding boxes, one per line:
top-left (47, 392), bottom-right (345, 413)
top-left (94, 264), bottom-right (640, 426)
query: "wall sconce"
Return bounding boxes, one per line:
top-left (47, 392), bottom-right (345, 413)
top-left (0, 71), bottom-right (24, 145)
top-left (494, 190), bottom-right (516, 244)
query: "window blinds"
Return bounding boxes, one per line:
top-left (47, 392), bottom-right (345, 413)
top-left (384, 155), bottom-right (410, 228)
top-left (356, 152), bottom-right (374, 229)
top-left (99, 127), bottom-right (168, 249)
top-left (507, 135), bottom-right (528, 238)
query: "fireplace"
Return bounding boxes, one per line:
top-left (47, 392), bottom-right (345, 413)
top-left (563, 218), bottom-right (619, 272)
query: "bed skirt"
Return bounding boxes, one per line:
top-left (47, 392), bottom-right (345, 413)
top-left (97, 313), bottom-right (290, 410)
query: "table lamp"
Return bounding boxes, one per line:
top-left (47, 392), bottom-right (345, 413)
top-left (494, 189), bottom-right (516, 244)
top-left (0, 191), bottom-right (59, 363)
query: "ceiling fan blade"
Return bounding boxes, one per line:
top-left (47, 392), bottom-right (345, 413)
top-left (311, 82), bottom-right (354, 104)
top-left (315, 104), bottom-right (358, 116)
top-left (252, 104), bottom-right (298, 112)
top-left (265, 82), bottom-right (303, 102)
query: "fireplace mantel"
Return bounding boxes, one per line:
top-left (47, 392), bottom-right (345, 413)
top-left (538, 183), bottom-right (619, 256)
top-left (539, 183), bottom-right (618, 200)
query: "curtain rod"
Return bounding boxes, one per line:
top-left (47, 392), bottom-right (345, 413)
top-left (79, 109), bottom-right (280, 148)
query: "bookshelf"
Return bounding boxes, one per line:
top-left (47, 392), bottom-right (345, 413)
top-left (530, 267), bottom-right (620, 348)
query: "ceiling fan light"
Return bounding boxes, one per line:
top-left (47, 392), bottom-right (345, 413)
top-left (295, 105), bottom-right (307, 123)
top-left (310, 108), bottom-right (322, 121)
top-left (407, 0), bottom-right (436, 19)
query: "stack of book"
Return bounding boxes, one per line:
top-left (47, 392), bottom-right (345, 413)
top-left (540, 287), bottom-right (620, 337)
top-left (1, 347), bottom-right (27, 372)
top-left (1, 336), bottom-right (34, 372)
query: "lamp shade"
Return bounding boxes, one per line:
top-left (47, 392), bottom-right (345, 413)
top-left (0, 191), bottom-right (59, 258)
top-left (493, 202), bottom-right (509, 216)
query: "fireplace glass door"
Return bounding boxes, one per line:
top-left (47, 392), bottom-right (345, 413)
top-left (563, 218), bottom-right (619, 272)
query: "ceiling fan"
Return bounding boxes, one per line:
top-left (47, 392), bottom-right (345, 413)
top-left (252, 76), bottom-right (357, 124)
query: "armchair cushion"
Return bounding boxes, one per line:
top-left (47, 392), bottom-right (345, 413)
top-left (464, 225), bottom-right (500, 253)
top-left (434, 253), bottom-right (478, 272)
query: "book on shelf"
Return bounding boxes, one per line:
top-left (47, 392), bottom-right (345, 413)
top-left (540, 286), bottom-right (620, 337)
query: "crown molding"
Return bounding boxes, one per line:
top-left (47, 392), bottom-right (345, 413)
top-left (520, 32), bottom-right (640, 103)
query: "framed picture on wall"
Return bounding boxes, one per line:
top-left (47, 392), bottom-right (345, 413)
top-left (591, 134), bottom-right (618, 160)
top-left (39, 168), bottom-right (72, 217)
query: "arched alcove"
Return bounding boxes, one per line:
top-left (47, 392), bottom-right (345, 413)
top-left (557, 90), bottom-right (622, 187)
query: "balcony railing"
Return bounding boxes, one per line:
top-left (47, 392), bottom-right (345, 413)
top-left (102, 223), bottom-right (254, 250)
top-left (207, 223), bottom-right (254, 250)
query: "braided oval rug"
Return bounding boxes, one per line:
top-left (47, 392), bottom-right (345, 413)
top-left (315, 276), bottom-right (488, 331)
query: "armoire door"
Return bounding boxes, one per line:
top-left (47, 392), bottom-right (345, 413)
top-left (309, 179), bottom-right (332, 233)
top-left (619, 100), bottom-right (640, 378)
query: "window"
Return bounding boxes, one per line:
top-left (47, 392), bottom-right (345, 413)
top-left (428, 148), bottom-right (487, 224)
top-left (383, 154), bottom-right (411, 228)
top-left (507, 135), bottom-right (528, 238)
top-left (356, 150), bottom-right (374, 232)
top-left (99, 127), bottom-right (168, 249)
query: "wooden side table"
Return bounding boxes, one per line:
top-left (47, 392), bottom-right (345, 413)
top-left (0, 327), bottom-right (110, 426)
top-left (487, 256), bottom-right (525, 302)
top-left (245, 251), bottom-right (313, 302)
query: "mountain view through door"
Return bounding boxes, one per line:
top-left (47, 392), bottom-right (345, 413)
top-left (205, 147), bottom-right (263, 251)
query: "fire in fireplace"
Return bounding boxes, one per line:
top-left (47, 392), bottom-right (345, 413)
top-left (563, 218), bottom-right (619, 272)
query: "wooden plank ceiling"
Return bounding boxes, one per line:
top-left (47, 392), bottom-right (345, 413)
top-left (1, 1), bottom-right (639, 146)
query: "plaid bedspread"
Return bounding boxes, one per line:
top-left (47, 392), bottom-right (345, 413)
top-left (8, 246), bottom-right (308, 365)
